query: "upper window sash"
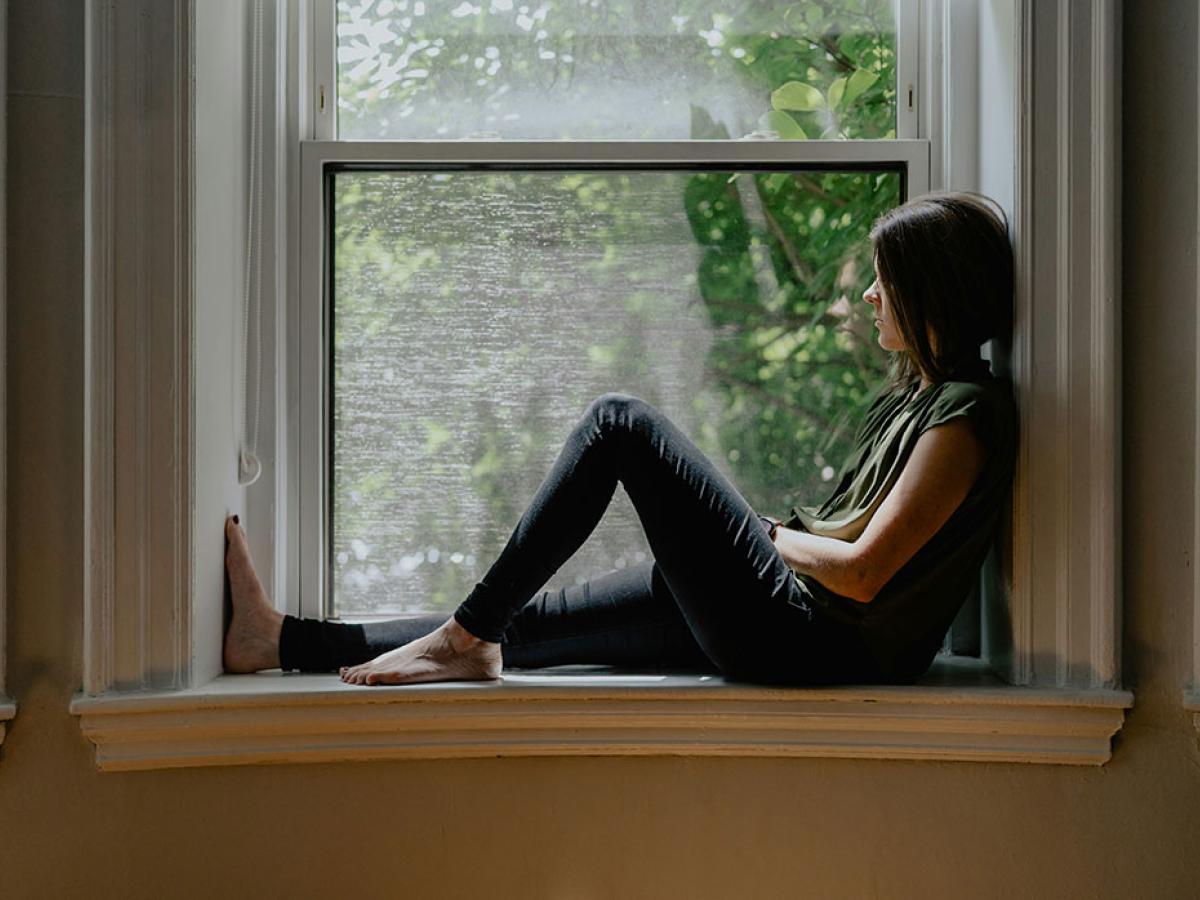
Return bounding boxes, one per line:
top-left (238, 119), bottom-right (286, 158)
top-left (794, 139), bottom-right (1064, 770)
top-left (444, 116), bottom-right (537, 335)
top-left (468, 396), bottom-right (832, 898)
top-left (310, 0), bottom-right (922, 143)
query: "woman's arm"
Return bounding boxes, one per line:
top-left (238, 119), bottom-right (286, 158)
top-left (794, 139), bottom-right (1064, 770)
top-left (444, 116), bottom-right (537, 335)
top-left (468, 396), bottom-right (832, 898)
top-left (773, 417), bottom-right (987, 603)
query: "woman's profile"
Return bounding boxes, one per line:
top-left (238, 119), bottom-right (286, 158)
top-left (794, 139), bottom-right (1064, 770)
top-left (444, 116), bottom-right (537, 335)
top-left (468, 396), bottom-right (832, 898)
top-left (223, 190), bottom-right (1017, 687)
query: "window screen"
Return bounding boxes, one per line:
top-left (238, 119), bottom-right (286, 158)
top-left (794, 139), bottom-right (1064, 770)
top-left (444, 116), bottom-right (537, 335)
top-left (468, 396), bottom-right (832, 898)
top-left (331, 167), bottom-right (901, 617)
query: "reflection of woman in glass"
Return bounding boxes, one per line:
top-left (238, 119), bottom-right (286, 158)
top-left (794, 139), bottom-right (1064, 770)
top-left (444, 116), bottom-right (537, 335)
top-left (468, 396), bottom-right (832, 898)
top-left (224, 191), bottom-right (1017, 687)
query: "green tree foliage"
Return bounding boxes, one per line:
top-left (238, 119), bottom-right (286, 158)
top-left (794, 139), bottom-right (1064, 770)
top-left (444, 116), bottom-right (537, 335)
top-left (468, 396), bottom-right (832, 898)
top-left (331, 0), bottom-right (899, 615)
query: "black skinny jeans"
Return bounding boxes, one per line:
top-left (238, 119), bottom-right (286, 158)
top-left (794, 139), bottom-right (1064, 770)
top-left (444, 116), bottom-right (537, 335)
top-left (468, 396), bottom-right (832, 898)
top-left (280, 394), bottom-right (885, 685)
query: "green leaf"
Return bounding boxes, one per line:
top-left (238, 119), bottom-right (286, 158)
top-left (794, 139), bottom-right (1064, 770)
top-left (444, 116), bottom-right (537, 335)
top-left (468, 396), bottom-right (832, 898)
top-left (841, 69), bottom-right (880, 108)
top-left (689, 102), bottom-right (730, 140)
top-left (757, 110), bottom-right (808, 140)
top-left (770, 81), bottom-right (824, 113)
top-left (827, 77), bottom-right (847, 110)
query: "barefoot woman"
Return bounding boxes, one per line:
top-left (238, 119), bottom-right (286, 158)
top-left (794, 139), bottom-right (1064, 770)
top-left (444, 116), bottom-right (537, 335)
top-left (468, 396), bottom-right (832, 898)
top-left (225, 191), bottom-right (1017, 687)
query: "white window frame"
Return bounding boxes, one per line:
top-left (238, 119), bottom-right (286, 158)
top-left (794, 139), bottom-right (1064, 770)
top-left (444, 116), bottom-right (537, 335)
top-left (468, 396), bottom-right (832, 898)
top-left (72, 0), bottom-right (1134, 772)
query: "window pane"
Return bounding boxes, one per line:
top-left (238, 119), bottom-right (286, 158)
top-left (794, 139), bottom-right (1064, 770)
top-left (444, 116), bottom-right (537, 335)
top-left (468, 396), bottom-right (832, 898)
top-left (332, 168), bottom-right (900, 617)
top-left (336, 1), bottom-right (897, 140)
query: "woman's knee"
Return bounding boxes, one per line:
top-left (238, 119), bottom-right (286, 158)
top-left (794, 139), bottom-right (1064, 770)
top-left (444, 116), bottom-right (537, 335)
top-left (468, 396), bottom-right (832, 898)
top-left (586, 392), bottom-right (657, 433)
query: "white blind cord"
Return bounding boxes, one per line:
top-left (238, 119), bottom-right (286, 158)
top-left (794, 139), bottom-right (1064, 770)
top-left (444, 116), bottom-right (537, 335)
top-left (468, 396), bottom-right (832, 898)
top-left (238, 0), bottom-right (265, 486)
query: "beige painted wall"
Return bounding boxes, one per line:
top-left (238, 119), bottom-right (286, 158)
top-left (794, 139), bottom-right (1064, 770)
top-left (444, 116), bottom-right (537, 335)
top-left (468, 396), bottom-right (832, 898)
top-left (3, 2), bottom-right (1199, 897)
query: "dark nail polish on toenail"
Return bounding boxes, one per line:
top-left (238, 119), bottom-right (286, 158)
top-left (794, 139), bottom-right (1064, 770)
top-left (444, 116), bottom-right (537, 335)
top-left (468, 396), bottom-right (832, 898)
top-left (233, 514), bottom-right (240, 525)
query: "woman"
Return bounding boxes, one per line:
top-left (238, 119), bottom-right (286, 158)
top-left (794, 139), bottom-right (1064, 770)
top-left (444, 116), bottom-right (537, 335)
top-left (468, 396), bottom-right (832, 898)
top-left (223, 190), bottom-right (1017, 687)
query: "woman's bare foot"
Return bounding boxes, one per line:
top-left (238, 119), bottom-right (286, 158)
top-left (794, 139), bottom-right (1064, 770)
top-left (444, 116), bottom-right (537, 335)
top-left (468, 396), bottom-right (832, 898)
top-left (339, 616), bottom-right (502, 686)
top-left (224, 516), bottom-right (285, 673)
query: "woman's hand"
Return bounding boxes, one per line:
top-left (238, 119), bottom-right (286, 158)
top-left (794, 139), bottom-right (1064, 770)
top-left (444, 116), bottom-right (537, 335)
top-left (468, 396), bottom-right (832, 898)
top-left (757, 514), bottom-right (782, 543)
top-left (774, 417), bottom-right (987, 603)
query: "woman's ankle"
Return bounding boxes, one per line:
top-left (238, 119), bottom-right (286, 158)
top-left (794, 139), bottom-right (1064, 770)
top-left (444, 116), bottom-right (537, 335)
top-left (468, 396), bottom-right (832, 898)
top-left (446, 615), bottom-right (496, 650)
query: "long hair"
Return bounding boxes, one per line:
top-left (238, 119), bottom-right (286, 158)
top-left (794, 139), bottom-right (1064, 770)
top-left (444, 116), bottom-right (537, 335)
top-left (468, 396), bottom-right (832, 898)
top-left (869, 191), bottom-right (1014, 389)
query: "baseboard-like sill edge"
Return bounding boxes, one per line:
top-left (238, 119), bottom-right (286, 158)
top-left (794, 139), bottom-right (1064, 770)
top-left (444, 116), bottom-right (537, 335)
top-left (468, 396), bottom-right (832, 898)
top-left (69, 659), bottom-right (1133, 771)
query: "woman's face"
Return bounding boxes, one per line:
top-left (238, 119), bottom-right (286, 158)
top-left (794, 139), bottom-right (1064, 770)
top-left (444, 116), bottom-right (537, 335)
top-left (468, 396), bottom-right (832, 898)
top-left (863, 260), bottom-right (907, 352)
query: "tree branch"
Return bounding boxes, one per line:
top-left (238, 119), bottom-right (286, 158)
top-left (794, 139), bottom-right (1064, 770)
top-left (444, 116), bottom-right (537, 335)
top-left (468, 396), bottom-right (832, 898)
top-left (755, 180), bottom-right (815, 287)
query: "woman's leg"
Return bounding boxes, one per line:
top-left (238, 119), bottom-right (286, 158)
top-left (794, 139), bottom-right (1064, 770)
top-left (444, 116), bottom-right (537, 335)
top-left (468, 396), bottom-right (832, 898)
top-left (343, 393), bottom-right (879, 685)
top-left (501, 562), bottom-right (717, 670)
top-left (450, 392), bottom-right (782, 643)
top-left (278, 562), bottom-right (717, 673)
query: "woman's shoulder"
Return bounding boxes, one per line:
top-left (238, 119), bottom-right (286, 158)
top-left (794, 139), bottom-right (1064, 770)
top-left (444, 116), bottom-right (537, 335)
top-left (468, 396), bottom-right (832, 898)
top-left (917, 362), bottom-right (1017, 450)
top-left (926, 358), bottom-right (1013, 405)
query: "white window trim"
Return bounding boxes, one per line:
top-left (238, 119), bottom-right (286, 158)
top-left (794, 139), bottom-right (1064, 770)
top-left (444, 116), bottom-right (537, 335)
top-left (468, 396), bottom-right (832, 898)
top-left (0, 0), bottom-right (13, 748)
top-left (71, 0), bottom-right (1134, 771)
top-left (72, 659), bottom-right (1129, 772)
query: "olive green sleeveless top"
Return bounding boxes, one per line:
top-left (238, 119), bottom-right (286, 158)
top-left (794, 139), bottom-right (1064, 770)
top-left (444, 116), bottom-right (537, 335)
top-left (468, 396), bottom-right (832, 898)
top-left (783, 356), bottom-right (1018, 681)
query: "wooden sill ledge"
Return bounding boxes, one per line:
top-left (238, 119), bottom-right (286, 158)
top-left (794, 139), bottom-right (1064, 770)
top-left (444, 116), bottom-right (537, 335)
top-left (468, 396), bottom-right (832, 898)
top-left (69, 657), bottom-right (1133, 771)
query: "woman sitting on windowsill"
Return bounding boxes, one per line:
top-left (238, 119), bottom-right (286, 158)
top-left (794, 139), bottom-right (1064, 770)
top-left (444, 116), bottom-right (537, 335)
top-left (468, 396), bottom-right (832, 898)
top-left (223, 191), bottom-right (1017, 687)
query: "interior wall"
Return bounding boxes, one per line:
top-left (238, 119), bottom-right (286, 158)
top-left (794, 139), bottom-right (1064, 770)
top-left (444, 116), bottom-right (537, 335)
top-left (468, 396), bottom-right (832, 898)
top-left (977, 0), bottom-right (1017, 219)
top-left (2, 2), bottom-right (1199, 898)
top-left (193, 0), bottom-right (252, 685)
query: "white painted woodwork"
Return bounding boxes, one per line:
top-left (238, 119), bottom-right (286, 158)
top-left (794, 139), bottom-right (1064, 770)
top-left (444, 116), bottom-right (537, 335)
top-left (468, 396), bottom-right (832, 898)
top-left (193, 0), bottom-right (258, 688)
top-left (997, 0), bottom-right (1122, 688)
top-left (70, 661), bottom-right (1132, 771)
top-left (83, 0), bottom-right (193, 693)
top-left (281, 0), bottom-right (308, 619)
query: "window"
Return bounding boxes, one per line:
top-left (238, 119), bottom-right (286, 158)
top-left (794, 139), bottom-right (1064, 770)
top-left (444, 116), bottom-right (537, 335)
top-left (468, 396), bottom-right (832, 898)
top-left (73, 0), bottom-right (1133, 771)
top-left (305, 0), bottom-right (932, 626)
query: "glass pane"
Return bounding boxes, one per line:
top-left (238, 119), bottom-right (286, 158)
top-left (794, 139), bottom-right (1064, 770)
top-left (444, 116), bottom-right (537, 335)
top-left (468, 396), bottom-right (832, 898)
top-left (336, 1), bottom-right (897, 140)
top-left (332, 168), bottom-right (900, 617)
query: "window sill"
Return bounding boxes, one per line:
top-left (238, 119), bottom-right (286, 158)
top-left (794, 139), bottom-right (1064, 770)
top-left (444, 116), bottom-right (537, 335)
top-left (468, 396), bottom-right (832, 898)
top-left (69, 657), bottom-right (1132, 771)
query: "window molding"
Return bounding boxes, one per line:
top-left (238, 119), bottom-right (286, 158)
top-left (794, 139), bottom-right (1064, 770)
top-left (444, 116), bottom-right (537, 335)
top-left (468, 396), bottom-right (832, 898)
top-left (82, 0), bottom-right (193, 694)
top-left (69, 658), bottom-right (1131, 771)
top-left (1009, 0), bottom-right (1121, 689)
top-left (73, 0), bottom-right (1134, 771)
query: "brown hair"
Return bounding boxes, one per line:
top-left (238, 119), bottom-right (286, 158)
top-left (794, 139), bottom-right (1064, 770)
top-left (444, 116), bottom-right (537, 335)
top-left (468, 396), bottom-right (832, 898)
top-left (869, 191), bottom-right (1014, 388)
